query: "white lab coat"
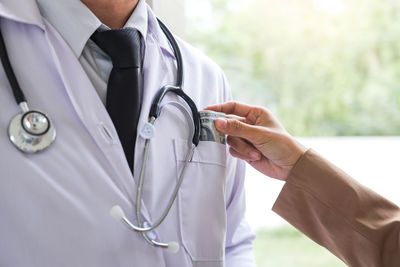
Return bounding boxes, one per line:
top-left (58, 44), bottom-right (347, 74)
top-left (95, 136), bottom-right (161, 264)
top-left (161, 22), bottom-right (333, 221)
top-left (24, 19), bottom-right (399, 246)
top-left (0, 1), bottom-right (255, 266)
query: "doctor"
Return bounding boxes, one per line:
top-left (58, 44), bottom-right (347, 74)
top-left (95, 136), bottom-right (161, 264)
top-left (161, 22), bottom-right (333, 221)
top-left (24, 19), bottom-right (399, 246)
top-left (0, 0), bottom-right (255, 266)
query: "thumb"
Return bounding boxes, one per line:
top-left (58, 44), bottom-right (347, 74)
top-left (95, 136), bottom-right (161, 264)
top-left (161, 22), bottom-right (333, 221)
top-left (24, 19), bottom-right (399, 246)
top-left (215, 118), bottom-right (265, 144)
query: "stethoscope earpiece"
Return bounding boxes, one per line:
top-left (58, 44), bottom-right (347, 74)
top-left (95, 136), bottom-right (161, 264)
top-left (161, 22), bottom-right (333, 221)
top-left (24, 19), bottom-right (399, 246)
top-left (110, 205), bottom-right (180, 253)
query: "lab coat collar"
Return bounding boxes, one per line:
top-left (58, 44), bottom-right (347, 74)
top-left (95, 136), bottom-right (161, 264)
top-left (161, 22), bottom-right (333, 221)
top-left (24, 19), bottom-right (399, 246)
top-left (147, 6), bottom-right (175, 59)
top-left (0, 0), bottom-right (45, 30)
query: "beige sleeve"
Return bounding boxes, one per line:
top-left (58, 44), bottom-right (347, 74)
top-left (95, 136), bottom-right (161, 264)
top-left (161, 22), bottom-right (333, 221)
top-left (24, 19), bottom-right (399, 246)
top-left (272, 149), bottom-right (400, 267)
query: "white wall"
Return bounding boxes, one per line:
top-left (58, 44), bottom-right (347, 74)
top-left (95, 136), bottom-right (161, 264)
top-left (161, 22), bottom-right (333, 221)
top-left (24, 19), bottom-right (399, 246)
top-left (146, 0), bottom-right (186, 37)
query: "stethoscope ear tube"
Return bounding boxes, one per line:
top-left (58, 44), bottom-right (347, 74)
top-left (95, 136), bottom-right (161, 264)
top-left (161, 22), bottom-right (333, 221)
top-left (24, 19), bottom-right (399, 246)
top-left (157, 19), bottom-right (184, 88)
top-left (175, 89), bottom-right (200, 146)
top-left (149, 85), bottom-right (201, 146)
top-left (0, 24), bottom-right (26, 104)
top-left (153, 19), bottom-right (201, 146)
top-left (111, 19), bottom-right (202, 252)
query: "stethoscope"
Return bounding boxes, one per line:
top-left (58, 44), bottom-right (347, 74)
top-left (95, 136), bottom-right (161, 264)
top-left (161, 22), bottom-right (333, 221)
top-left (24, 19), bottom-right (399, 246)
top-left (0, 24), bottom-right (56, 153)
top-left (0, 20), bottom-right (201, 253)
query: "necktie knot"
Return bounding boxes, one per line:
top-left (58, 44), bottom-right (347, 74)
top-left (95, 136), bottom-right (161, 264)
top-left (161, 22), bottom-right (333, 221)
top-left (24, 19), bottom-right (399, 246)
top-left (91, 28), bottom-right (142, 68)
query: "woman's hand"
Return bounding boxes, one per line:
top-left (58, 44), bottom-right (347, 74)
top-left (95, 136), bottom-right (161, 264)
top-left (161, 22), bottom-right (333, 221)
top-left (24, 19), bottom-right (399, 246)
top-left (205, 102), bottom-right (306, 181)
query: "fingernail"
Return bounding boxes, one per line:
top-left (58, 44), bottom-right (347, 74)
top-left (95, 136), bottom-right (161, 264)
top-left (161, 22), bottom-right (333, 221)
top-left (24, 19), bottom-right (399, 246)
top-left (250, 151), bottom-right (261, 160)
top-left (215, 119), bottom-right (227, 129)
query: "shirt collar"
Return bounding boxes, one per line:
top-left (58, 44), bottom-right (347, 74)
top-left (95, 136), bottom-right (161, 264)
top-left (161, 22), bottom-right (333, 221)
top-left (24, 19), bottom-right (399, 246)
top-left (36, 0), bottom-right (148, 58)
top-left (124, 0), bottom-right (148, 40)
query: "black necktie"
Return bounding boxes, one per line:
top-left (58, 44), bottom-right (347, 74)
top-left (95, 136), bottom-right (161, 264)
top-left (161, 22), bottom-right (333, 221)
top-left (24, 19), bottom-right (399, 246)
top-left (91, 28), bottom-right (142, 173)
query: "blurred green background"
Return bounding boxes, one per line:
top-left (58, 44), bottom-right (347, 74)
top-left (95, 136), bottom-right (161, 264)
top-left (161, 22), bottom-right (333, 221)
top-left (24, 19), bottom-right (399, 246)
top-left (254, 226), bottom-right (344, 266)
top-left (186, 0), bottom-right (400, 137)
top-left (185, 0), bottom-right (400, 266)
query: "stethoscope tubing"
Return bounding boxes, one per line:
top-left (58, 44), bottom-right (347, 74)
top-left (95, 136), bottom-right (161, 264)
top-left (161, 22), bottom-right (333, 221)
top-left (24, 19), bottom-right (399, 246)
top-left (135, 100), bottom-right (196, 249)
top-left (152, 19), bottom-right (201, 146)
top-left (121, 20), bottom-right (201, 251)
top-left (0, 24), bottom-right (26, 105)
top-left (150, 85), bottom-right (201, 146)
top-left (157, 20), bottom-right (184, 88)
top-left (136, 131), bottom-right (196, 232)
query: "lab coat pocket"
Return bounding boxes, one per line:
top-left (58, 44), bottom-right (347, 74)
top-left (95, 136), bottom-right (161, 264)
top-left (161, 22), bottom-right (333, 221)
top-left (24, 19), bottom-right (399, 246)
top-left (174, 138), bottom-right (227, 266)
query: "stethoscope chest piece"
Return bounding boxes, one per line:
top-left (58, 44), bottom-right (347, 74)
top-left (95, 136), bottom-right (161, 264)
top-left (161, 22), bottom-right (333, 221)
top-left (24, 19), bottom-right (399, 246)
top-left (8, 110), bottom-right (56, 153)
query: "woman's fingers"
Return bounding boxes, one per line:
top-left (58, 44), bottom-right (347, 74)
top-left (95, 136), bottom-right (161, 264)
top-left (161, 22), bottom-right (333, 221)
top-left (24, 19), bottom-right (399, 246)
top-left (206, 101), bottom-right (306, 181)
top-left (214, 117), bottom-right (267, 145)
top-left (226, 114), bottom-right (246, 122)
top-left (229, 147), bottom-right (259, 162)
top-left (205, 101), bottom-right (255, 118)
top-left (227, 136), bottom-right (261, 161)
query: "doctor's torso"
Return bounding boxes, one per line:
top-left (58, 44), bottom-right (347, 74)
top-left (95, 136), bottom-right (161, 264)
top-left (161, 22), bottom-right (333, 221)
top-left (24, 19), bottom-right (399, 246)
top-left (0, 1), bottom-right (238, 267)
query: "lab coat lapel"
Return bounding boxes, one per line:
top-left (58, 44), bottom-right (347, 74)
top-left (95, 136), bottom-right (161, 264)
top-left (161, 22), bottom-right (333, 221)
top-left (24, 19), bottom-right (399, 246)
top-left (0, 0), bottom-right (45, 30)
top-left (42, 20), bottom-right (152, 221)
